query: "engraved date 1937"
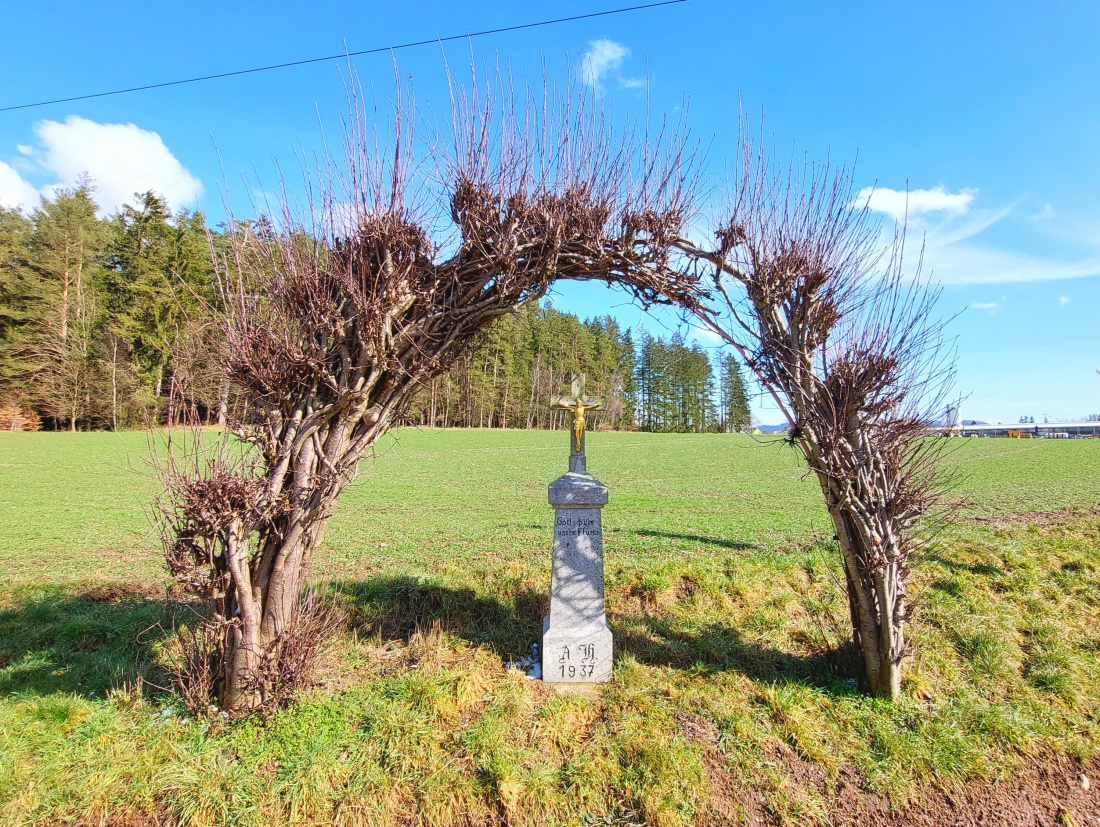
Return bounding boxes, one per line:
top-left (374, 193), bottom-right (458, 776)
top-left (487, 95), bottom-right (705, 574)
top-left (558, 642), bottom-right (597, 679)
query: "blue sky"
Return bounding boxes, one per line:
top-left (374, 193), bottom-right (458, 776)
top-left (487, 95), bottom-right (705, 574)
top-left (1, 0), bottom-right (1097, 423)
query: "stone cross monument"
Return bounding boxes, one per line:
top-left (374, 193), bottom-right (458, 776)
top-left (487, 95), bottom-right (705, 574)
top-left (543, 374), bottom-right (613, 684)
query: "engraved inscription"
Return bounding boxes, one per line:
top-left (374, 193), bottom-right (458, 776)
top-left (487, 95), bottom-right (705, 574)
top-left (554, 514), bottom-right (601, 538)
top-left (557, 640), bottom-right (599, 679)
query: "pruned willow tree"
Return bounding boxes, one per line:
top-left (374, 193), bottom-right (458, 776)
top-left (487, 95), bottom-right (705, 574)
top-left (159, 77), bottom-right (702, 712)
top-left (680, 134), bottom-right (956, 699)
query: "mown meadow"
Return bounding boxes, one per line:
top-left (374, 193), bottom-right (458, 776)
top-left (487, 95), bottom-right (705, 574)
top-left (1, 430), bottom-right (1099, 825)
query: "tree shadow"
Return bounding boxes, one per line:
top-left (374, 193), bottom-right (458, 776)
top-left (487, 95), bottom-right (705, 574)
top-left (923, 552), bottom-right (1004, 578)
top-left (335, 575), bottom-right (546, 658)
top-left (337, 575), bottom-right (855, 693)
top-left (928, 578), bottom-right (964, 598)
top-left (0, 586), bottom-right (180, 699)
top-left (0, 577), bottom-right (546, 701)
top-left (629, 529), bottom-right (756, 551)
top-left (1, 576), bottom-right (856, 701)
top-left (614, 615), bottom-right (859, 694)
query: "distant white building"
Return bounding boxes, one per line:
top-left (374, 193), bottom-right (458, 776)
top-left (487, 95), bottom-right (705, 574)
top-left (954, 422), bottom-right (1100, 438)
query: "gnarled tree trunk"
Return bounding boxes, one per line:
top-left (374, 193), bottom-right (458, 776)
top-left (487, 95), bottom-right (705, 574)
top-left (682, 129), bottom-right (953, 699)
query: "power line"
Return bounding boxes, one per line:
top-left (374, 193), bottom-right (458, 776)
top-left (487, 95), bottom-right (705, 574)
top-left (1, 1), bottom-right (687, 113)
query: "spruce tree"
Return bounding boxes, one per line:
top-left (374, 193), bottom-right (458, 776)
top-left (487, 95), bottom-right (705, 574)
top-left (24, 180), bottom-right (109, 429)
top-left (0, 207), bottom-right (40, 398)
top-left (719, 352), bottom-right (752, 432)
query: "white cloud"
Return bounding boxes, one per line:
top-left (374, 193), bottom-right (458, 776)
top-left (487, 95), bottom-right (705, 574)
top-left (1032, 202), bottom-right (1055, 220)
top-left (0, 116), bottom-right (202, 215)
top-left (580, 39), bottom-right (646, 92)
top-left (1059, 295), bottom-right (1071, 305)
top-left (0, 161), bottom-right (40, 211)
top-left (856, 185), bottom-right (976, 221)
top-left (858, 184), bottom-right (1100, 285)
top-left (916, 232), bottom-right (1100, 285)
top-left (35, 116), bottom-right (202, 214)
top-left (970, 297), bottom-right (1004, 312)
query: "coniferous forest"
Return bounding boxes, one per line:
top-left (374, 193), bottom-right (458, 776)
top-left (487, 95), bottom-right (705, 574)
top-left (0, 183), bottom-right (751, 433)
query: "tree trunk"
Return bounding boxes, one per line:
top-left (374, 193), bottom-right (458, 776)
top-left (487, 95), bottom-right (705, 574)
top-left (213, 397), bottom-right (386, 711)
top-left (471, 363), bottom-right (479, 428)
top-left (218, 509), bottom-right (329, 710)
top-left (110, 338), bottom-right (119, 431)
top-left (60, 247), bottom-right (69, 344)
top-left (526, 356), bottom-right (540, 429)
top-left (490, 355), bottom-right (499, 428)
top-left (216, 381), bottom-right (229, 428)
top-left (824, 495), bottom-right (904, 700)
top-left (220, 521), bottom-right (262, 710)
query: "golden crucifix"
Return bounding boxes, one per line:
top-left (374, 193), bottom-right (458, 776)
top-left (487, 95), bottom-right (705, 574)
top-left (552, 373), bottom-right (604, 452)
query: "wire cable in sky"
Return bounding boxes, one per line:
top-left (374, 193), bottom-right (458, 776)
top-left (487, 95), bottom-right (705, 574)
top-left (0, 1), bottom-right (687, 113)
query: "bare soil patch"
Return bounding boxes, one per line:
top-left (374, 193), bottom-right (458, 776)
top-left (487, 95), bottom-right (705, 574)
top-left (863, 754), bottom-right (1098, 827)
top-left (720, 749), bottom-right (1099, 826)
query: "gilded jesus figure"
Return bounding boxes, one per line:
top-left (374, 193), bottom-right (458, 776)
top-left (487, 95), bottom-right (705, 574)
top-left (555, 396), bottom-right (602, 452)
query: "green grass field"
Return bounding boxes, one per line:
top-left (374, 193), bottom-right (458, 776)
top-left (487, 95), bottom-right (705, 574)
top-left (1, 430), bottom-right (1099, 826)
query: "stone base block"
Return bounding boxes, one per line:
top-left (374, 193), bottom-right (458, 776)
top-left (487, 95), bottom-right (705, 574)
top-left (542, 619), bottom-right (613, 683)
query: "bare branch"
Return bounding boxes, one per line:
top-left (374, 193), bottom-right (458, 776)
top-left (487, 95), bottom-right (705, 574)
top-left (687, 119), bottom-right (957, 699)
top-left (158, 69), bottom-right (705, 712)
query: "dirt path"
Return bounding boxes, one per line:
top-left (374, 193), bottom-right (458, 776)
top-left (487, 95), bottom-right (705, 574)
top-left (855, 754), bottom-right (1098, 827)
top-left (809, 754), bottom-right (1096, 826)
top-left (702, 738), bottom-right (1098, 826)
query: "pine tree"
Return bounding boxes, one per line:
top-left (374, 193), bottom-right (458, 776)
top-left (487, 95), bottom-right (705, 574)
top-left (0, 206), bottom-right (40, 398)
top-left (101, 193), bottom-right (220, 426)
top-left (617, 325), bottom-right (637, 428)
top-left (105, 192), bottom-right (178, 399)
top-left (23, 180), bottom-right (109, 430)
top-left (719, 352), bottom-right (752, 432)
top-left (403, 302), bottom-right (653, 431)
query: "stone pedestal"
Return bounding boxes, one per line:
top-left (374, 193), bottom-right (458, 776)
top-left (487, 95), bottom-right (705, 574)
top-left (542, 469), bottom-right (613, 683)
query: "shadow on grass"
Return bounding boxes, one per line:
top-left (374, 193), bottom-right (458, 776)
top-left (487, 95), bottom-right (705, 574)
top-left (0, 586), bottom-right (178, 698)
top-left (336, 575), bottom-right (547, 658)
top-left (924, 552), bottom-right (1004, 578)
top-left (629, 529), bottom-right (756, 551)
top-left (614, 615), bottom-right (859, 692)
top-left (929, 577), bottom-right (964, 598)
top-left (339, 575), bottom-right (854, 692)
top-left (1, 576), bottom-right (854, 700)
top-left (0, 577), bottom-right (540, 702)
